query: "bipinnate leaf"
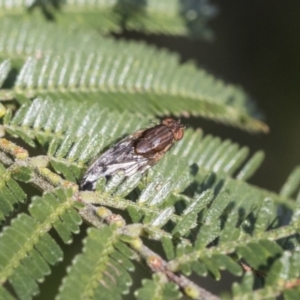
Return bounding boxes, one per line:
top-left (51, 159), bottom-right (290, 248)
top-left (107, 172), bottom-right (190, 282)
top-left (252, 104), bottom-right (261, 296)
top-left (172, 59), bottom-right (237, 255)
top-left (0, 188), bottom-right (81, 299)
top-left (57, 226), bottom-right (134, 300)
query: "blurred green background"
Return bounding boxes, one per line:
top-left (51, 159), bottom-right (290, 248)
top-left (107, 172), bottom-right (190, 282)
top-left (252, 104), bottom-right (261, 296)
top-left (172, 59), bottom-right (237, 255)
top-left (119, 0), bottom-right (300, 193)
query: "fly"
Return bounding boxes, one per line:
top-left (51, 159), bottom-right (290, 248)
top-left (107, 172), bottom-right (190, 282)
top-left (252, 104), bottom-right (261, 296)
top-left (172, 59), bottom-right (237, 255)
top-left (80, 118), bottom-right (184, 190)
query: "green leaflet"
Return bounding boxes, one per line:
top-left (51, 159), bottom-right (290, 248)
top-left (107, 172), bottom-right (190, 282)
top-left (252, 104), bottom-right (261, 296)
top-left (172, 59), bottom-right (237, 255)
top-left (172, 189), bottom-right (214, 236)
top-left (0, 162), bottom-right (26, 221)
top-left (202, 191), bottom-right (230, 225)
top-left (236, 150), bottom-right (265, 181)
top-left (280, 166), bottom-right (300, 198)
top-left (150, 207), bottom-right (175, 228)
top-left (0, 59), bottom-right (10, 88)
top-left (0, 214), bottom-right (63, 299)
top-left (161, 237), bottom-right (175, 261)
top-left (29, 189), bottom-right (82, 243)
top-left (57, 226), bottom-right (134, 300)
top-left (229, 272), bottom-right (254, 299)
top-left (174, 131), bottom-right (250, 176)
top-left (135, 273), bottom-right (181, 300)
top-left (236, 240), bottom-right (283, 270)
top-left (48, 133), bottom-right (110, 182)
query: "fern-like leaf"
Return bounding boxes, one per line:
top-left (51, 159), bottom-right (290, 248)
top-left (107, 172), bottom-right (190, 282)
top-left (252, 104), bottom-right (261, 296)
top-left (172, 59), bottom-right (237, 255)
top-left (6, 52), bottom-right (267, 132)
top-left (0, 188), bottom-right (81, 299)
top-left (157, 166), bottom-right (300, 280)
top-left (0, 18), bottom-right (267, 132)
top-left (3, 97), bottom-right (150, 147)
top-left (57, 226), bottom-right (134, 300)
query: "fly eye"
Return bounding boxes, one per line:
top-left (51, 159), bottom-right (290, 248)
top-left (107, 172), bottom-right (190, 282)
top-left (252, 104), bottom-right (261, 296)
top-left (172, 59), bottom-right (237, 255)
top-left (174, 127), bottom-right (184, 141)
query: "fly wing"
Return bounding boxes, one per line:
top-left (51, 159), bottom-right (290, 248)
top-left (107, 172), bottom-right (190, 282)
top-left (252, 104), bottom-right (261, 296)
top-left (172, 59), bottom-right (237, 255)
top-left (80, 133), bottom-right (149, 190)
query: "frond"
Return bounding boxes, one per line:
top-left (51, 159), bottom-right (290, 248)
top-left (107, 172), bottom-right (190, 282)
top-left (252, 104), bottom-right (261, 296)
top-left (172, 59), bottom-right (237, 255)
top-left (0, 96), bottom-right (293, 299)
top-left (0, 18), bottom-right (267, 132)
top-left (0, 125), bottom-right (299, 300)
top-left (0, 188), bottom-right (82, 299)
top-left (57, 226), bottom-right (134, 300)
top-left (0, 0), bottom-right (216, 37)
top-left (11, 53), bottom-right (266, 131)
top-left (3, 97), bottom-right (151, 147)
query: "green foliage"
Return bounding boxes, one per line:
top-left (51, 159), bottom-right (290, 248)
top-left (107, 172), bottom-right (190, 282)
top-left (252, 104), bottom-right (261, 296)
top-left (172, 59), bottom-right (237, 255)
top-left (57, 226), bottom-right (134, 300)
top-left (135, 273), bottom-right (181, 300)
top-left (0, 2), bottom-right (299, 300)
top-left (0, 189), bottom-right (81, 299)
top-left (4, 97), bottom-right (148, 147)
top-left (228, 250), bottom-right (300, 299)
top-left (0, 18), bottom-right (267, 132)
top-left (0, 162), bottom-right (26, 220)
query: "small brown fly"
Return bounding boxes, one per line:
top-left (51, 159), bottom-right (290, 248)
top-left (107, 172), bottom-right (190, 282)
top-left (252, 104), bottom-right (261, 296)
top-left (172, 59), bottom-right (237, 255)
top-left (80, 118), bottom-right (184, 190)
